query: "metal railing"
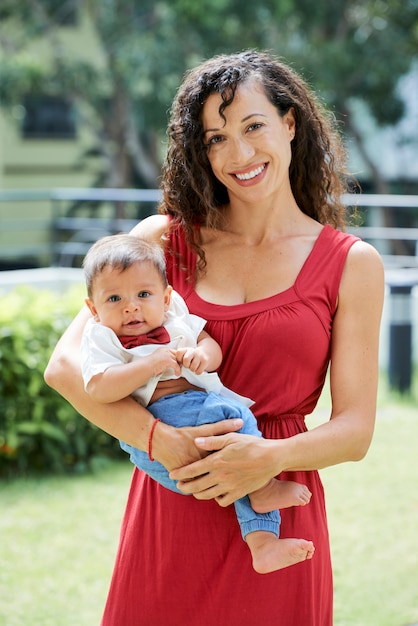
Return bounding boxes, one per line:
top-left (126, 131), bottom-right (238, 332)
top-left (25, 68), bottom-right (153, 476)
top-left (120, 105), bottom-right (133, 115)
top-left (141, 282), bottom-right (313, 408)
top-left (1, 189), bottom-right (417, 391)
top-left (0, 188), bottom-right (161, 268)
top-left (0, 189), bottom-right (417, 269)
top-left (342, 193), bottom-right (418, 268)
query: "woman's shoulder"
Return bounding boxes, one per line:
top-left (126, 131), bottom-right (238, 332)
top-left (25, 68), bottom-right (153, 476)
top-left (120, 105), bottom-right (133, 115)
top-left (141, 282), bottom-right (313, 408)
top-left (344, 238), bottom-right (384, 280)
top-left (335, 238), bottom-right (385, 313)
top-left (323, 225), bottom-right (384, 279)
top-left (129, 214), bottom-right (170, 246)
top-left (347, 233), bottom-right (383, 267)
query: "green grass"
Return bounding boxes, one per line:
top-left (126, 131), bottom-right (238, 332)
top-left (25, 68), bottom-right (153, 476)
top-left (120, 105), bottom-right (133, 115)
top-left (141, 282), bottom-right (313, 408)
top-left (309, 375), bottom-right (418, 626)
top-left (1, 380), bottom-right (417, 626)
top-left (0, 462), bottom-right (132, 626)
top-left (312, 410), bottom-right (417, 625)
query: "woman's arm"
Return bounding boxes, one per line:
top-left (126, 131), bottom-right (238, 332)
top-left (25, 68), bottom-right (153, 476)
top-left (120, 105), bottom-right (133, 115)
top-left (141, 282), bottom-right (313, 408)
top-left (45, 306), bottom-right (158, 448)
top-left (170, 241), bottom-right (385, 505)
top-left (44, 215), bottom-right (243, 469)
top-left (45, 305), bottom-right (243, 469)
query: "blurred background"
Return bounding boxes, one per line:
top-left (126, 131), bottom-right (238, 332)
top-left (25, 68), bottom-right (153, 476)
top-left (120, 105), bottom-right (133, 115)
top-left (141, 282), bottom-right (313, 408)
top-left (0, 0), bottom-right (417, 269)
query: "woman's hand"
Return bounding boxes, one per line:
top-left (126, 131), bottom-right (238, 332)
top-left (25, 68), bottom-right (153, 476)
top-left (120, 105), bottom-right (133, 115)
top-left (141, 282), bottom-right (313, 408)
top-left (169, 433), bottom-right (281, 507)
top-left (151, 418), bottom-right (244, 472)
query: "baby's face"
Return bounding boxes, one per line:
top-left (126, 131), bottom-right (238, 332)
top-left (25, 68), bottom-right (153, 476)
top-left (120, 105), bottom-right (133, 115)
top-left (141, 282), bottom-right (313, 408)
top-left (85, 261), bottom-right (171, 337)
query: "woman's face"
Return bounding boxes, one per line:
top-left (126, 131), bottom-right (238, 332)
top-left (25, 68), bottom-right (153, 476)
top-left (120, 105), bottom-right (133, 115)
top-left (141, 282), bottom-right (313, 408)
top-left (201, 80), bottom-right (295, 205)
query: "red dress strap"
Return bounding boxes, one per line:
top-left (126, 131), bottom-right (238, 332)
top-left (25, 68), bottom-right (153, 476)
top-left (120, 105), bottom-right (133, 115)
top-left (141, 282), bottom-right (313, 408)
top-left (295, 224), bottom-right (360, 318)
top-left (165, 222), bottom-right (196, 299)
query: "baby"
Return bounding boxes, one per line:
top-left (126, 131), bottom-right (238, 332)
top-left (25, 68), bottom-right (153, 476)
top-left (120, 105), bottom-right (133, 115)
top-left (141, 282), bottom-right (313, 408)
top-left (80, 234), bottom-right (314, 574)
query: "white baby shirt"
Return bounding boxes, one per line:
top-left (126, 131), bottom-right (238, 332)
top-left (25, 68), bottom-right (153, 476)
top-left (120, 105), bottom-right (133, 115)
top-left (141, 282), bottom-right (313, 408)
top-left (80, 290), bottom-right (253, 408)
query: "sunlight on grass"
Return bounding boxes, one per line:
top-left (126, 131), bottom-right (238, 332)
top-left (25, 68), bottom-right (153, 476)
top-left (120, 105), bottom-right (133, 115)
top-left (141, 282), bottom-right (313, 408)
top-left (0, 462), bottom-right (132, 626)
top-left (308, 374), bottom-right (418, 626)
top-left (322, 408), bottom-right (417, 626)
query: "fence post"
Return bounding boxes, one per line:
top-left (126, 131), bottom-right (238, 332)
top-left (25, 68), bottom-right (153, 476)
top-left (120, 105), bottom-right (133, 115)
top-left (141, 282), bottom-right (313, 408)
top-left (388, 284), bottom-right (413, 392)
top-left (385, 270), bottom-right (418, 394)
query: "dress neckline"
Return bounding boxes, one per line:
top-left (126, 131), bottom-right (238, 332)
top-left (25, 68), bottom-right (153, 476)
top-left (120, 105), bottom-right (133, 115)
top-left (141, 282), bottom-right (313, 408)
top-left (187, 224), bottom-right (331, 318)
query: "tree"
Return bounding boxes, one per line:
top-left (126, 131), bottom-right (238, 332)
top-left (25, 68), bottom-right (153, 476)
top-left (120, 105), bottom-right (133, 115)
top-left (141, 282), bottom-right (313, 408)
top-left (0, 0), bottom-right (283, 190)
top-left (0, 0), bottom-right (170, 189)
top-left (0, 0), bottom-right (417, 196)
top-left (268, 0), bottom-right (418, 248)
top-left (267, 0), bottom-right (418, 194)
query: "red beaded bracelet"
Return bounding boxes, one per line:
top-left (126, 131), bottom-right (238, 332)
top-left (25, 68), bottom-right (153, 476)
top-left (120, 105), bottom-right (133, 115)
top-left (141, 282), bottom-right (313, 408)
top-left (147, 418), bottom-right (161, 462)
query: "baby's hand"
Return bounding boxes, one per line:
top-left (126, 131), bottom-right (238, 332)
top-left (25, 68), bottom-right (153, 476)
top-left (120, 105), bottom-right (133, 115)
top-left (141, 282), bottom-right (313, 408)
top-left (150, 347), bottom-right (182, 377)
top-left (176, 347), bottom-right (209, 375)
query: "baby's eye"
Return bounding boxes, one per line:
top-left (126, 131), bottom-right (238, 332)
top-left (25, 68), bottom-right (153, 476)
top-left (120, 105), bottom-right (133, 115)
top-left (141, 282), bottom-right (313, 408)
top-left (138, 291), bottom-right (151, 298)
top-left (108, 295), bottom-right (120, 302)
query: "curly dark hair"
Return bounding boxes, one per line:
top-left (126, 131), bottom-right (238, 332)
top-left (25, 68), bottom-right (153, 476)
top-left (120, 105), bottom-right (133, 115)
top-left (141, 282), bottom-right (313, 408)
top-left (159, 50), bottom-right (353, 271)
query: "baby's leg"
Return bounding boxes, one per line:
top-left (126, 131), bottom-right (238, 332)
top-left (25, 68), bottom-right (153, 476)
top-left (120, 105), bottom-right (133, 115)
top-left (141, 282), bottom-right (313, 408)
top-left (246, 531), bottom-right (315, 574)
top-left (120, 392), bottom-right (210, 495)
top-left (249, 478), bottom-right (312, 514)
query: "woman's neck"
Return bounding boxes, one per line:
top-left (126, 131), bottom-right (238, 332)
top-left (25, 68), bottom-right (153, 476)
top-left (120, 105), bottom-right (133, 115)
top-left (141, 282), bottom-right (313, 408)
top-left (219, 199), bottom-right (311, 244)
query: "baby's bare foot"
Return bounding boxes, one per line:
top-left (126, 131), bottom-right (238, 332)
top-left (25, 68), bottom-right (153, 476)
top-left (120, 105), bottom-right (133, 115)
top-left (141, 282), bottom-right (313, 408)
top-left (250, 479), bottom-right (312, 514)
top-left (247, 533), bottom-right (315, 574)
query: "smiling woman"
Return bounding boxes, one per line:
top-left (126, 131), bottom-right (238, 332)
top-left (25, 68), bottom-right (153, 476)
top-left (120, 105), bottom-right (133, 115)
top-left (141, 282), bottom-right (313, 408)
top-left (45, 50), bottom-right (384, 626)
top-left (202, 81), bottom-right (295, 201)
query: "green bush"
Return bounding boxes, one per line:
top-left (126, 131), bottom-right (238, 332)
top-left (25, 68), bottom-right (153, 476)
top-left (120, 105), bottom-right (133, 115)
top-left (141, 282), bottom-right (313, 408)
top-left (0, 284), bottom-right (124, 476)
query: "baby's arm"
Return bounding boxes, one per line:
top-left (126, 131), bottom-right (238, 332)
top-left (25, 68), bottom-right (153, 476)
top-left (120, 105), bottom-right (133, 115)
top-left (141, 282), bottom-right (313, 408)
top-left (86, 347), bottom-right (181, 403)
top-left (176, 330), bottom-right (222, 375)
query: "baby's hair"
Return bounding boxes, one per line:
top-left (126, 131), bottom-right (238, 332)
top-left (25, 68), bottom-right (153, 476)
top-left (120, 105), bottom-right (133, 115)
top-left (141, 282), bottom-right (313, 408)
top-left (83, 234), bottom-right (168, 298)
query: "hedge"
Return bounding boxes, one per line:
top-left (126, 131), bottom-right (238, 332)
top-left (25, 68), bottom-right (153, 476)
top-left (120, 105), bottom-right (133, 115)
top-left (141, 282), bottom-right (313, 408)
top-left (0, 284), bottom-right (124, 477)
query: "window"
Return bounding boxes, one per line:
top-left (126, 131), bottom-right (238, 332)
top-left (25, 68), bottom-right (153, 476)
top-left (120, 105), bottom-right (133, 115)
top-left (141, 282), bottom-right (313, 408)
top-left (22, 96), bottom-right (76, 139)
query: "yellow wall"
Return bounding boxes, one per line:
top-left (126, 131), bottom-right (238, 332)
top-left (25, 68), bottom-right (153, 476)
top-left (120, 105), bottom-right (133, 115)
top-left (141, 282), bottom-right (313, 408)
top-left (0, 7), bottom-right (106, 266)
top-left (0, 5), bottom-right (105, 189)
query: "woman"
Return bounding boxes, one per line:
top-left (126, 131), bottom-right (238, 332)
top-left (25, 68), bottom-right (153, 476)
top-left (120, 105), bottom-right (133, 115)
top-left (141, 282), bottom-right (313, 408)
top-left (45, 51), bottom-right (384, 626)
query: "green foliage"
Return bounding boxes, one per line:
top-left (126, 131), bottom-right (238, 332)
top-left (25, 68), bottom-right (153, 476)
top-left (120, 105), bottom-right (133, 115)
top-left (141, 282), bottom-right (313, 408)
top-left (0, 0), bottom-right (418, 187)
top-left (0, 284), bottom-right (123, 476)
top-left (0, 0), bottom-right (417, 189)
top-left (281, 0), bottom-right (418, 126)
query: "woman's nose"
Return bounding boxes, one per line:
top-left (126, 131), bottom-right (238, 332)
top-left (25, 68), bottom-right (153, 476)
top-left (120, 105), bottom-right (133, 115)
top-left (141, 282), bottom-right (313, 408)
top-left (230, 137), bottom-right (255, 163)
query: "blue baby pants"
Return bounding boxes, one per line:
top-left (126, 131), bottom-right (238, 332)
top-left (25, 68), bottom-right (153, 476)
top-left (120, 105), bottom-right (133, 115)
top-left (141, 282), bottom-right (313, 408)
top-left (120, 390), bottom-right (280, 540)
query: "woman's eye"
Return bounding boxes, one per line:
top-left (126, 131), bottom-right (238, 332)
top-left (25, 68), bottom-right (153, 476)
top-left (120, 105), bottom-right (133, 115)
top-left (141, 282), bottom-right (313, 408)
top-left (247, 122), bottom-right (263, 132)
top-left (207, 134), bottom-right (224, 146)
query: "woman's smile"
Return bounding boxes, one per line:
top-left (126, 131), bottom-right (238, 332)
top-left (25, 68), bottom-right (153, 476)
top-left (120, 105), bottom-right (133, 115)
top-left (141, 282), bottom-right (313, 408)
top-left (231, 162), bottom-right (268, 184)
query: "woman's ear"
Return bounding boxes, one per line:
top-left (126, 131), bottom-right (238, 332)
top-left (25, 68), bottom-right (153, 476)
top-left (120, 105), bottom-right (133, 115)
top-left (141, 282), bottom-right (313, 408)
top-left (284, 107), bottom-right (296, 140)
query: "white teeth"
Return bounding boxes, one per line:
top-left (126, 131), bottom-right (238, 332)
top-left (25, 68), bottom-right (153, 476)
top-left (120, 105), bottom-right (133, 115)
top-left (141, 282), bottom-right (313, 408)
top-left (235, 164), bottom-right (265, 180)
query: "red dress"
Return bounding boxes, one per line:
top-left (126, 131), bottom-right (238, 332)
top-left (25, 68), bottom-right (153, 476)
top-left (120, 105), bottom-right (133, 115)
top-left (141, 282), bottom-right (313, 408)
top-left (101, 225), bottom-right (359, 626)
